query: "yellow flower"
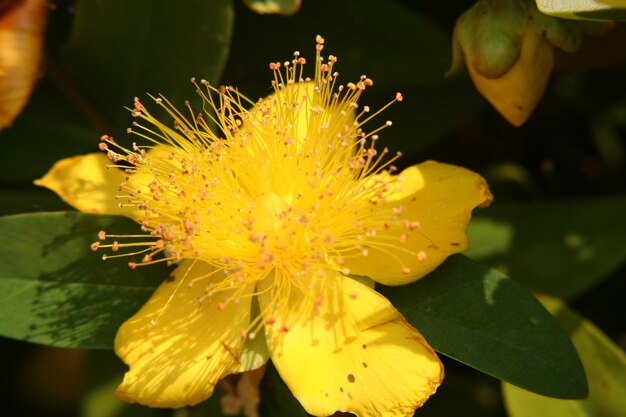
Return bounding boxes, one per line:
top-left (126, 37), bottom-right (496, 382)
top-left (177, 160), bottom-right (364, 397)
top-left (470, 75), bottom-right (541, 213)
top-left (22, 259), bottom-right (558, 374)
top-left (36, 36), bottom-right (492, 417)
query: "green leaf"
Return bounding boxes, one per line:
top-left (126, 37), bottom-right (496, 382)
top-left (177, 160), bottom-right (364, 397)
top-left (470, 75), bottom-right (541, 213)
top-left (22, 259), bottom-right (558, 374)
top-left (60, 0), bottom-right (234, 128)
top-left (243, 0), bottom-right (301, 15)
top-left (0, 186), bottom-right (72, 216)
top-left (466, 197), bottom-right (626, 300)
top-left (536, 0), bottom-right (626, 21)
top-left (0, 212), bottom-right (167, 349)
top-left (503, 294), bottom-right (626, 417)
top-left (379, 255), bottom-right (587, 399)
top-left (259, 362), bottom-right (308, 417)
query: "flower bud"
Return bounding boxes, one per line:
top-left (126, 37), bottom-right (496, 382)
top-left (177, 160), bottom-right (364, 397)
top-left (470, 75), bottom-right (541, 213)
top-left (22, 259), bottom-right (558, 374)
top-left (448, 0), bottom-right (529, 79)
top-left (449, 0), bottom-right (555, 126)
top-left (448, 0), bottom-right (614, 126)
top-left (466, 23), bottom-right (554, 126)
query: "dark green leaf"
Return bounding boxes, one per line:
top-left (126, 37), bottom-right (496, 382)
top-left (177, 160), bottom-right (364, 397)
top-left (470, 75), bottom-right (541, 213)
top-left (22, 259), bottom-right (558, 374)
top-left (60, 0), bottom-right (234, 128)
top-left (503, 295), bottom-right (626, 417)
top-left (0, 186), bottom-right (72, 216)
top-left (0, 212), bottom-right (167, 349)
top-left (259, 362), bottom-right (308, 417)
top-left (379, 255), bottom-right (588, 399)
top-left (466, 197), bottom-right (626, 300)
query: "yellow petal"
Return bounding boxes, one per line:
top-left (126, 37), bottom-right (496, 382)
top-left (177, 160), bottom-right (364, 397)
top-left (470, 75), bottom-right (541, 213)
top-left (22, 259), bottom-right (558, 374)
top-left (247, 81), bottom-right (355, 150)
top-left (467, 26), bottom-right (554, 127)
top-left (0, 0), bottom-right (47, 130)
top-left (114, 261), bottom-right (254, 407)
top-left (344, 161), bottom-right (492, 285)
top-left (34, 153), bottom-right (134, 215)
top-left (34, 147), bottom-right (176, 219)
top-left (259, 272), bottom-right (443, 417)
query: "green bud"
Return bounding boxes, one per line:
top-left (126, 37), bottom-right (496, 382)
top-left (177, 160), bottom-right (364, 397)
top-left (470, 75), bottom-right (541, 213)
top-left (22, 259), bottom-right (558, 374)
top-left (452, 0), bottom-right (530, 78)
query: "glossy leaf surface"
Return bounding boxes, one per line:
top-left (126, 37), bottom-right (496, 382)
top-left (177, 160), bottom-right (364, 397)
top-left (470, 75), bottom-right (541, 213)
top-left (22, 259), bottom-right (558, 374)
top-left (503, 294), bottom-right (626, 417)
top-left (0, 212), bottom-right (167, 348)
top-left (380, 255), bottom-right (588, 399)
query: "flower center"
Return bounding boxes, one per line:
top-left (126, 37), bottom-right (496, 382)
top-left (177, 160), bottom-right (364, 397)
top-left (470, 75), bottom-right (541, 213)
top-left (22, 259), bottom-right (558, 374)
top-left (92, 36), bottom-right (416, 326)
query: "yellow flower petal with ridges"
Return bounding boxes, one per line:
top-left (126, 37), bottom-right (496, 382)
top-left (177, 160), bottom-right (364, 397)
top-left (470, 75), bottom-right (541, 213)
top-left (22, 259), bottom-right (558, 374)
top-left (34, 153), bottom-right (131, 215)
top-left (114, 261), bottom-right (256, 407)
top-left (343, 161), bottom-right (493, 285)
top-left (259, 271), bottom-right (443, 417)
top-left (34, 146), bottom-right (178, 219)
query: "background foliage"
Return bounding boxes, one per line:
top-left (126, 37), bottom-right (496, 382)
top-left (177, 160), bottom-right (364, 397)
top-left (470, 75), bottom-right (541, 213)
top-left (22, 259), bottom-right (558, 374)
top-left (1, 0), bottom-right (625, 416)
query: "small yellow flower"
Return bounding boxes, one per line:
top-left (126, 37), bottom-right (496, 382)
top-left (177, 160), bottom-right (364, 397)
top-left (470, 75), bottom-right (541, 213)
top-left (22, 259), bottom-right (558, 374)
top-left (36, 36), bottom-right (492, 417)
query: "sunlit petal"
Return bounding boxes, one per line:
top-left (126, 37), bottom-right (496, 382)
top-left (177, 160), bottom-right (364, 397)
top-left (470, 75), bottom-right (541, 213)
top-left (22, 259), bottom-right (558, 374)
top-left (344, 161), bottom-right (492, 285)
top-left (115, 261), bottom-right (253, 407)
top-left (34, 153), bottom-right (138, 216)
top-left (259, 271), bottom-right (443, 417)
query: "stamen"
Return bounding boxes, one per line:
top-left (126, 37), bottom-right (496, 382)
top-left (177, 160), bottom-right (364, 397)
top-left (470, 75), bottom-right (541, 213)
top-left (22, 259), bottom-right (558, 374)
top-left (91, 36), bottom-right (420, 333)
